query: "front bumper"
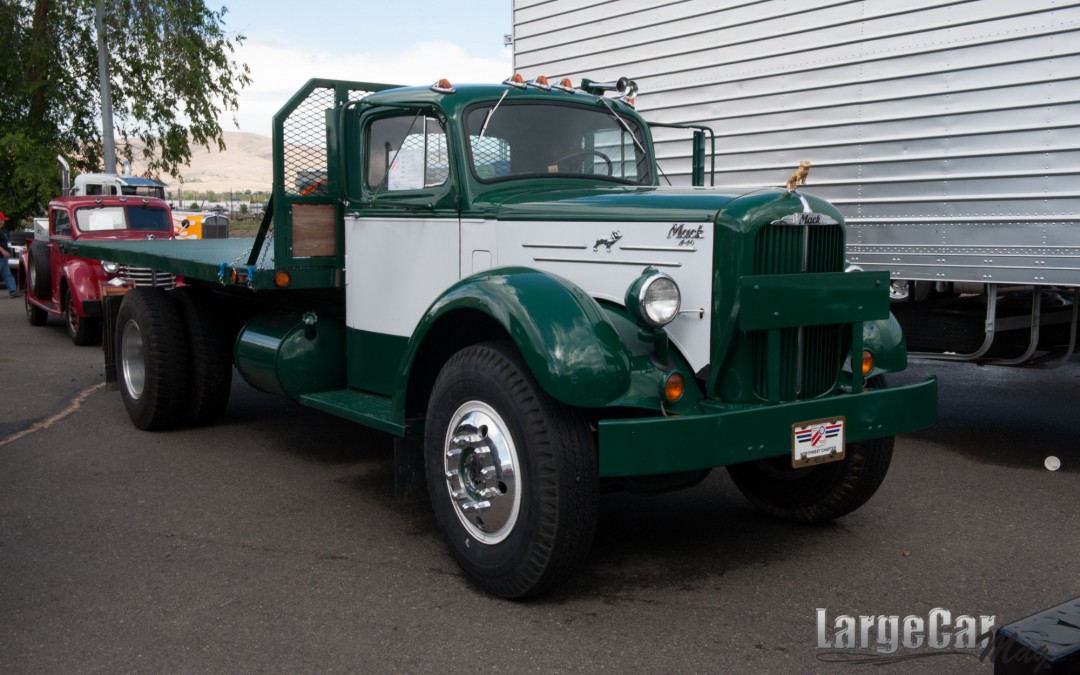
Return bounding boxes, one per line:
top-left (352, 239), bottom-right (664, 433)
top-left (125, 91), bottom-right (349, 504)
top-left (598, 377), bottom-right (936, 477)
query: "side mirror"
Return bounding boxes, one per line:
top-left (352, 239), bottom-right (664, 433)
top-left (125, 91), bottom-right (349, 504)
top-left (692, 130), bottom-right (706, 187)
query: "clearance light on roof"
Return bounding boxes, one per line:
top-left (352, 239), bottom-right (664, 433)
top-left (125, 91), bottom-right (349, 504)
top-left (552, 78), bottom-right (576, 93)
top-left (503, 73), bottom-right (527, 89)
top-left (527, 75), bottom-right (551, 91)
top-left (430, 78), bottom-right (455, 94)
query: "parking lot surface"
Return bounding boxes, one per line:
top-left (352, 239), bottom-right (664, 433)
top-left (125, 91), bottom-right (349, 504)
top-left (1, 296), bottom-right (1078, 673)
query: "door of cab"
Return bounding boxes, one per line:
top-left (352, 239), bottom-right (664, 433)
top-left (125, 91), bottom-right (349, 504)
top-left (343, 107), bottom-right (461, 395)
top-left (48, 206), bottom-right (74, 304)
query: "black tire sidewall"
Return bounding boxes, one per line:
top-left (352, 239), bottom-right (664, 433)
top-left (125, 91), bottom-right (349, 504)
top-left (424, 342), bottom-right (596, 598)
top-left (25, 290), bottom-right (47, 326)
top-left (426, 353), bottom-right (545, 584)
top-left (63, 288), bottom-right (100, 346)
top-left (28, 240), bottom-right (50, 298)
top-left (115, 288), bottom-right (189, 430)
top-left (170, 286), bottom-right (232, 426)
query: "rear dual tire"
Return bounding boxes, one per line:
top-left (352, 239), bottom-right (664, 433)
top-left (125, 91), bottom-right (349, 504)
top-left (117, 288), bottom-right (190, 430)
top-left (116, 286), bottom-right (232, 430)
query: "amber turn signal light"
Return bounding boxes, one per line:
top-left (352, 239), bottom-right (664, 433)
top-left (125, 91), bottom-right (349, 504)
top-left (273, 271), bottom-right (291, 288)
top-left (663, 372), bottom-right (685, 403)
top-left (861, 349), bottom-right (874, 376)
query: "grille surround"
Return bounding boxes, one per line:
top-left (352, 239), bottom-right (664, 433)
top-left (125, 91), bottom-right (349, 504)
top-left (118, 265), bottom-right (176, 290)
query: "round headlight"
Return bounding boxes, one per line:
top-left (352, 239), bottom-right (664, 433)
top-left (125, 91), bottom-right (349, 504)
top-left (102, 261), bottom-right (120, 274)
top-left (626, 269), bottom-right (681, 328)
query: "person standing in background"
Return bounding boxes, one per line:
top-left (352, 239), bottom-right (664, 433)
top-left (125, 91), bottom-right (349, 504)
top-left (0, 212), bottom-right (21, 297)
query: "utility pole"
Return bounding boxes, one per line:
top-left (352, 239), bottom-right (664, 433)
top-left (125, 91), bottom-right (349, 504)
top-left (95, 1), bottom-right (116, 174)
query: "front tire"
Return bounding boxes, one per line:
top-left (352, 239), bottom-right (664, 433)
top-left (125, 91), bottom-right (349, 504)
top-left (116, 287), bottom-right (189, 430)
top-left (425, 342), bottom-right (598, 599)
top-left (727, 376), bottom-right (894, 524)
top-left (65, 289), bottom-right (100, 346)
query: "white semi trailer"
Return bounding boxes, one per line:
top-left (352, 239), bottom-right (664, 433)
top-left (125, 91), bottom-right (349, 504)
top-left (513, 0), bottom-right (1080, 364)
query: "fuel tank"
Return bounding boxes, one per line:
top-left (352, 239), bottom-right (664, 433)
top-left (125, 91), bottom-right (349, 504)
top-left (234, 312), bottom-right (346, 399)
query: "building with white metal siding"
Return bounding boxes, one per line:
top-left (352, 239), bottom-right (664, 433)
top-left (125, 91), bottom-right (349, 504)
top-left (513, 0), bottom-right (1080, 287)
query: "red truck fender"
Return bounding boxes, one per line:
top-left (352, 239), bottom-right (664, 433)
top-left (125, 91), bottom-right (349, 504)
top-left (61, 257), bottom-right (104, 317)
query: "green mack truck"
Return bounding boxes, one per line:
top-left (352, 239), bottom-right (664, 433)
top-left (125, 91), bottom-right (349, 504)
top-left (65, 76), bottom-right (936, 599)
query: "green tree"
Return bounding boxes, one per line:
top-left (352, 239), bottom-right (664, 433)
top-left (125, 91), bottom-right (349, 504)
top-left (0, 0), bottom-right (250, 224)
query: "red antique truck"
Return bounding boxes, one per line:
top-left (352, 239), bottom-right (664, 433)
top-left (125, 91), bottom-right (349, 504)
top-left (21, 195), bottom-right (175, 345)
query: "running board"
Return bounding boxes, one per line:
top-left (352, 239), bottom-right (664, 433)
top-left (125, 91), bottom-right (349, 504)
top-left (299, 389), bottom-right (405, 436)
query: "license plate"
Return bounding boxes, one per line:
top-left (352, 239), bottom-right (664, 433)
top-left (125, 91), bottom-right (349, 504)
top-left (792, 417), bottom-right (846, 468)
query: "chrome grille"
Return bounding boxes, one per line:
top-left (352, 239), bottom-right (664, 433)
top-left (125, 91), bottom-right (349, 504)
top-left (119, 265), bottom-right (176, 289)
top-left (751, 221), bottom-right (845, 401)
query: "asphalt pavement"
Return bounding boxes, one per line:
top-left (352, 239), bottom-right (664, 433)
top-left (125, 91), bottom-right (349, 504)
top-left (1, 294), bottom-right (1078, 674)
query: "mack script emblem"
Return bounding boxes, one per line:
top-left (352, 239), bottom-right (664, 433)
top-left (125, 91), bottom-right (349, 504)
top-left (668, 224), bottom-right (705, 247)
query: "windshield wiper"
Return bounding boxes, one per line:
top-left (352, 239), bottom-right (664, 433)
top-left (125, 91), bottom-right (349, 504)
top-left (597, 97), bottom-right (669, 185)
top-left (478, 90), bottom-right (509, 140)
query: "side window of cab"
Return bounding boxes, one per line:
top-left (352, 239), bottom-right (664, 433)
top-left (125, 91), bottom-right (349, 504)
top-left (52, 208), bottom-right (72, 238)
top-left (365, 114), bottom-right (449, 192)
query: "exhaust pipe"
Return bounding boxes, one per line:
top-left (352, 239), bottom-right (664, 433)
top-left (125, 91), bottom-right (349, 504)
top-left (57, 155), bottom-right (71, 195)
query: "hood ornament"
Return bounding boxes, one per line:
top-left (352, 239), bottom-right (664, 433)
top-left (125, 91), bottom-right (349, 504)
top-left (786, 161), bottom-right (812, 191)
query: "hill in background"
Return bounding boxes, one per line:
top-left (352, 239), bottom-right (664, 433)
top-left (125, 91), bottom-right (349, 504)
top-left (133, 131), bottom-right (273, 196)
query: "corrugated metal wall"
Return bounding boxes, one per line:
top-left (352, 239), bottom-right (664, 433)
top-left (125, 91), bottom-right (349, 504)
top-left (514, 0), bottom-right (1080, 281)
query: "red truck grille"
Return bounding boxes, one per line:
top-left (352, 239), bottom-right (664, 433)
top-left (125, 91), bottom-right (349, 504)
top-left (118, 265), bottom-right (176, 290)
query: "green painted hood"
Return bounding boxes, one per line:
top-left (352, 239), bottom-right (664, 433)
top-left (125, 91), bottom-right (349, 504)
top-left (488, 185), bottom-right (763, 222)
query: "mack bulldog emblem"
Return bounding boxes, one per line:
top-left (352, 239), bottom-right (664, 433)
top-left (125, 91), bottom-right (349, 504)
top-left (593, 230), bottom-right (622, 252)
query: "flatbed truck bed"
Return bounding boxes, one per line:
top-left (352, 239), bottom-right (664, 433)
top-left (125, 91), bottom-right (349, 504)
top-left (61, 238), bottom-right (291, 291)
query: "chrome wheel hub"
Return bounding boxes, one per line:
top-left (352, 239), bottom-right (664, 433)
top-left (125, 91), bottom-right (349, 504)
top-left (120, 320), bottom-right (146, 400)
top-left (442, 401), bottom-right (521, 544)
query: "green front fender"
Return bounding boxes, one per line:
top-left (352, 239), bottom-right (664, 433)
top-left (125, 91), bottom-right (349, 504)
top-left (861, 313), bottom-right (908, 378)
top-left (398, 267), bottom-right (632, 409)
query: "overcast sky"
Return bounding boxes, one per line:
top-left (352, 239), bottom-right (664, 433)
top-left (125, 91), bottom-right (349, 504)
top-left (218, 0), bottom-right (514, 135)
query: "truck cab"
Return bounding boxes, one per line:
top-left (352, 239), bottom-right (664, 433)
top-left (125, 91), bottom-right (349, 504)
top-left (22, 195), bottom-right (175, 345)
top-left (64, 77), bottom-right (937, 598)
top-left (71, 173), bottom-right (167, 199)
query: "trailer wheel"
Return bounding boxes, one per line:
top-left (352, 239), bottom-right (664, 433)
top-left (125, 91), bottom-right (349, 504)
top-left (727, 376), bottom-right (894, 524)
top-left (25, 289), bottom-right (47, 326)
top-left (425, 342), bottom-right (598, 599)
top-left (65, 288), bottom-right (100, 346)
top-left (116, 287), bottom-right (189, 430)
top-left (171, 286), bottom-right (232, 426)
top-left (28, 240), bottom-right (50, 298)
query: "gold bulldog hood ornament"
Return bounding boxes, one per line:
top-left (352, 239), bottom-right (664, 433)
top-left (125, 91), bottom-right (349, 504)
top-left (786, 161), bottom-right (812, 191)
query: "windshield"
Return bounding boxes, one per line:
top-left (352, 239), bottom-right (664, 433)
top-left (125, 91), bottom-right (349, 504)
top-left (75, 205), bottom-right (172, 233)
top-left (465, 102), bottom-right (651, 185)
